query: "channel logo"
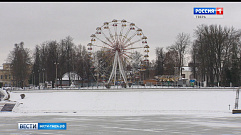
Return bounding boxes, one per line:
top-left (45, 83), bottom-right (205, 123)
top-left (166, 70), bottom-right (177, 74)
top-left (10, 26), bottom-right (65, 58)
top-left (18, 123), bottom-right (67, 130)
top-left (194, 7), bottom-right (223, 18)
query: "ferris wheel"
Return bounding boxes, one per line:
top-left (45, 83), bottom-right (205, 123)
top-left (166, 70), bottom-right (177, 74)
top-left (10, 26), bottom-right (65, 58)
top-left (87, 19), bottom-right (149, 86)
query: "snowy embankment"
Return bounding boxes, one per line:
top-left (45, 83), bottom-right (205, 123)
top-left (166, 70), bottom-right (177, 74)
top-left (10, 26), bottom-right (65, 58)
top-left (3, 88), bottom-right (239, 116)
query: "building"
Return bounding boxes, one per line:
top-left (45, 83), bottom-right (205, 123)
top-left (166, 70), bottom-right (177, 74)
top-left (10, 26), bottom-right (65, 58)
top-left (181, 67), bottom-right (193, 80)
top-left (174, 66), bottom-right (195, 86)
top-left (174, 66), bottom-right (193, 80)
top-left (0, 63), bottom-right (13, 87)
top-left (57, 72), bottom-right (82, 86)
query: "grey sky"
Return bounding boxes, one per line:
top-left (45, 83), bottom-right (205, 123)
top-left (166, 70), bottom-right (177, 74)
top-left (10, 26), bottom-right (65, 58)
top-left (0, 2), bottom-right (240, 65)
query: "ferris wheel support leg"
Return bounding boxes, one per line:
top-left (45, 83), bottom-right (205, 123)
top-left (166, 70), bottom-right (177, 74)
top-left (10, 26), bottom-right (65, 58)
top-left (117, 53), bottom-right (127, 84)
top-left (107, 51), bottom-right (127, 86)
top-left (108, 51), bottom-right (118, 85)
top-left (114, 58), bottom-right (117, 85)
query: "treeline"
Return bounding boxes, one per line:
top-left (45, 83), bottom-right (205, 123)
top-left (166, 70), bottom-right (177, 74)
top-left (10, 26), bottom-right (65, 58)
top-left (154, 32), bottom-right (190, 76)
top-left (154, 24), bottom-right (241, 87)
top-left (8, 42), bottom-right (31, 87)
top-left (8, 36), bottom-right (93, 88)
top-left (32, 36), bottom-right (94, 87)
top-left (7, 24), bottom-right (241, 88)
top-left (191, 24), bottom-right (241, 87)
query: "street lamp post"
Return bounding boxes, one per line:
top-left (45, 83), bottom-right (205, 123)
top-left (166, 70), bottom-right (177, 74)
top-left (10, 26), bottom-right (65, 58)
top-left (38, 70), bottom-right (40, 83)
top-left (42, 68), bottom-right (45, 89)
top-left (42, 68), bottom-right (45, 83)
top-left (33, 72), bottom-right (35, 89)
top-left (54, 62), bottom-right (59, 88)
top-left (38, 70), bottom-right (40, 89)
top-left (32, 72), bottom-right (34, 89)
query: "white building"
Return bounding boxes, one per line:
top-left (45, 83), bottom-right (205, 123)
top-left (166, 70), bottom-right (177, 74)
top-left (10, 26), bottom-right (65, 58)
top-left (174, 66), bottom-right (194, 86)
top-left (181, 67), bottom-right (192, 80)
top-left (174, 66), bottom-right (193, 80)
top-left (57, 72), bottom-right (82, 86)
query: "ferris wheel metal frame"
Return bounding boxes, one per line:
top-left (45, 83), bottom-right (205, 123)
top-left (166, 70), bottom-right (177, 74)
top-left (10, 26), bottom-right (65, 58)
top-left (87, 19), bottom-right (149, 86)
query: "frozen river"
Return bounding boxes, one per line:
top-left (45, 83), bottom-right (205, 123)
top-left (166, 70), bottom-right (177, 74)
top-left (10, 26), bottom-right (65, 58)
top-left (1, 114), bottom-right (241, 134)
top-left (1, 88), bottom-right (241, 134)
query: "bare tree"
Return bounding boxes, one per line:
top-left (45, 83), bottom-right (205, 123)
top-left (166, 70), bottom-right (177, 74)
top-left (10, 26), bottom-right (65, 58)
top-left (164, 48), bottom-right (179, 75)
top-left (45, 40), bottom-right (59, 87)
top-left (58, 36), bottom-right (75, 86)
top-left (155, 47), bottom-right (165, 75)
top-left (169, 33), bottom-right (191, 76)
top-left (32, 45), bottom-right (41, 86)
top-left (130, 51), bottom-right (143, 71)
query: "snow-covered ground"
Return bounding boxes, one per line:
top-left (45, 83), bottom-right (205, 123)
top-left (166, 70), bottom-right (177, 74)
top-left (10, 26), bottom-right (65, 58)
top-left (1, 88), bottom-right (239, 117)
top-left (2, 88), bottom-right (241, 134)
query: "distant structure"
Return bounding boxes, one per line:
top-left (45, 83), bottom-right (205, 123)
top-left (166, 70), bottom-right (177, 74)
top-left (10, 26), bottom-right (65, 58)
top-left (180, 67), bottom-right (192, 80)
top-left (0, 63), bottom-right (13, 87)
top-left (174, 66), bottom-right (195, 86)
top-left (57, 72), bottom-right (82, 87)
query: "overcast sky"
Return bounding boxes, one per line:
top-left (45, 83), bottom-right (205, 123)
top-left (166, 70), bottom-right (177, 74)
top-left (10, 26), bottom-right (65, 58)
top-left (0, 2), bottom-right (240, 66)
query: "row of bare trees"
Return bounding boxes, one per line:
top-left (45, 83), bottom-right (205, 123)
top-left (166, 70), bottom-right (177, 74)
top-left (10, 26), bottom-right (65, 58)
top-left (154, 24), bottom-right (240, 87)
top-left (31, 36), bottom-right (93, 87)
top-left (190, 24), bottom-right (241, 87)
top-left (8, 36), bottom-right (94, 87)
top-left (154, 32), bottom-right (190, 76)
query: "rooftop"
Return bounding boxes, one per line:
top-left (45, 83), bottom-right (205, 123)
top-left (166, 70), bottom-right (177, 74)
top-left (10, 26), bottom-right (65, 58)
top-left (62, 72), bottom-right (81, 81)
top-left (182, 67), bottom-right (191, 72)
